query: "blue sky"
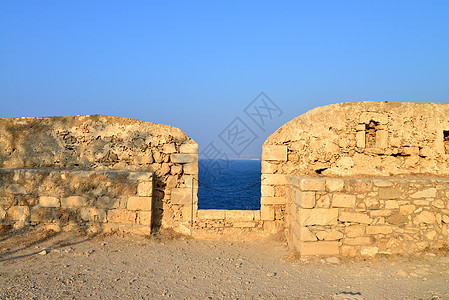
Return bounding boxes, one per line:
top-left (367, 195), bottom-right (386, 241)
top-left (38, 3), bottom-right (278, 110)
top-left (1, 1), bottom-right (449, 158)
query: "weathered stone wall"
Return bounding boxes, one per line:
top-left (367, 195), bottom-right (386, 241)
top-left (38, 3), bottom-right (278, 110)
top-left (286, 177), bottom-right (449, 256)
top-left (0, 169), bottom-right (153, 234)
top-left (0, 115), bottom-right (199, 234)
top-left (261, 101), bottom-right (449, 255)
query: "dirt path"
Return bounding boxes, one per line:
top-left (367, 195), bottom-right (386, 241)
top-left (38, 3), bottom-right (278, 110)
top-left (0, 229), bottom-right (448, 299)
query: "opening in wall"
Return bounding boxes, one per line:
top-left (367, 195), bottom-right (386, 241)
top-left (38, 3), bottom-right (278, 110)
top-left (197, 159), bottom-right (261, 210)
top-left (365, 121), bottom-right (379, 148)
top-left (444, 131), bottom-right (449, 154)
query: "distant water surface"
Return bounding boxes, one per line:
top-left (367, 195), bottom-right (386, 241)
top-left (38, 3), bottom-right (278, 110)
top-left (198, 159), bottom-right (261, 210)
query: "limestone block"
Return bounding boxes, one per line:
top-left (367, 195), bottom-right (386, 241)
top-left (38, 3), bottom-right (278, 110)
top-left (356, 131), bottom-right (365, 148)
top-left (171, 153), bottom-right (198, 164)
top-left (170, 165), bottom-right (183, 175)
top-left (107, 209), bottom-right (136, 224)
top-left (162, 143), bottom-right (176, 154)
top-left (30, 207), bottom-right (54, 222)
top-left (366, 225), bottom-right (393, 235)
top-left (179, 143), bottom-right (198, 154)
top-left (376, 130), bottom-right (388, 148)
top-left (411, 188), bottom-right (437, 199)
top-left (233, 221), bottom-right (256, 228)
top-left (432, 200), bottom-right (445, 209)
top-left (299, 226), bottom-right (317, 242)
top-left (385, 200), bottom-right (399, 209)
top-left (326, 179), bottom-right (344, 192)
top-left (181, 205), bottom-right (193, 222)
top-left (262, 174), bottom-right (287, 185)
top-left (127, 196), bottom-right (152, 211)
top-left (386, 213), bottom-right (408, 225)
top-left (344, 236), bottom-right (375, 246)
top-left (399, 204), bottom-right (416, 215)
top-left (7, 206), bottom-right (30, 221)
top-left (361, 246), bottom-right (378, 257)
top-left (7, 184), bottom-right (27, 194)
top-left (225, 210), bottom-right (255, 221)
top-left (39, 196), bottom-right (60, 208)
top-left (332, 194), bottom-right (356, 208)
top-left (133, 155), bottom-right (153, 165)
top-left (341, 246), bottom-right (358, 257)
top-left (261, 161), bottom-right (278, 174)
top-left (316, 229), bottom-right (344, 241)
top-left (261, 196), bottom-right (286, 205)
top-left (262, 145), bottom-right (287, 161)
top-left (300, 241), bottom-right (339, 256)
top-left (378, 188), bottom-right (401, 199)
top-left (339, 212), bottom-right (372, 224)
top-left (345, 225), bottom-right (365, 237)
top-left (442, 215), bottom-right (449, 224)
top-left (80, 208), bottom-right (106, 223)
top-left (0, 207), bottom-right (6, 219)
top-left (261, 205), bottom-right (275, 221)
top-left (261, 185), bottom-right (275, 197)
top-left (359, 111), bottom-right (388, 124)
top-left (316, 194), bottom-right (331, 208)
top-left (138, 211), bottom-right (152, 225)
top-left (61, 196), bottom-right (87, 208)
top-left (183, 163), bottom-right (198, 175)
top-left (414, 211), bottom-right (436, 224)
top-left (197, 209), bottom-right (225, 220)
top-left (402, 146), bottom-right (419, 156)
top-left (300, 179), bottom-right (325, 191)
top-left (299, 208), bottom-right (338, 226)
top-left (137, 181), bottom-right (153, 197)
top-left (165, 176), bottom-right (178, 188)
top-left (297, 191), bottom-right (315, 208)
top-left (171, 188), bottom-right (192, 205)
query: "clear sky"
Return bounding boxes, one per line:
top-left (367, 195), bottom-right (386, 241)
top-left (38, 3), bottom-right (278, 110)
top-left (1, 1), bottom-right (449, 159)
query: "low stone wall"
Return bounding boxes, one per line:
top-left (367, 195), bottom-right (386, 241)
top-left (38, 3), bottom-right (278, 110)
top-left (0, 169), bottom-right (154, 234)
top-left (287, 177), bottom-right (449, 256)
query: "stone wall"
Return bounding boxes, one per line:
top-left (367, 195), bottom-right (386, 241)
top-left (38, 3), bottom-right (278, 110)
top-left (286, 177), bottom-right (449, 256)
top-left (261, 101), bottom-right (449, 255)
top-left (0, 169), bottom-right (153, 234)
top-left (0, 115), bottom-right (199, 234)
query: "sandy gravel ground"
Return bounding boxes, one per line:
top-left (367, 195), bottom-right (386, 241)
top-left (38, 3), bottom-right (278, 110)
top-left (0, 228), bottom-right (448, 299)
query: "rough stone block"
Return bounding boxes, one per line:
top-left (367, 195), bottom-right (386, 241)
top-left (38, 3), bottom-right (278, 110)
top-left (7, 184), bottom-right (27, 194)
top-left (179, 143), bottom-right (198, 154)
top-left (325, 179), bottom-right (344, 192)
top-left (171, 153), bottom-right (198, 164)
top-left (414, 211), bottom-right (436, 224)
top-left (411, 188), bottom-right (437, 199)
top-left (0, 207), bottom-right (6, 219)
top-left (369, 210), bottom-right (392, 217)
top-left (332, 194), bottom-right (356, 208)
top-left (80, 208), bottom-right (106, 223)
top-left (162, 143), bottom-right (176, 153)
top-left (225, 210), bottom-right (254, 221)
top-left (138, 211), bottom-right (152, 225)
top-left (376, 130), bottom-right (388, 148)
top-left (366, 225), bottom-right (393, 235)
top-left (61, 196), bottom-right (87, 208)
top-left (183, 163), bottom-right (198, 174)
top-left (300, 241), bottom-right (339, 256)
top-left (385, 200), bottom-right (399, 209)
top-left (127, 196), bottom-right (152, 211)
top-left (356, 131), bottom-right (365, 148)
top-left (133, 155), bottom-right (153, 164)
top-left (316, 229), bottom-right (344, 241)
top-left (300, 179), bottom-right (325, 191)
top-left (400, 204), bottom-right (416, 215)
top-left (345, 225), bottom-right (365, 237)
top-left (339, 212), bottom-right (372, 224)
top-left (107, 209), bottom-right (136, 224)
top-left (373, 180), bottom-right (393, 187)
top-left (137, 181), bottom-right (153, 197)
top-left (39, 196), bottom-right (60, 208)
top-left (261, 185), bottom-right (275, 197)
top-left (378, 188), bottom-right (402, 199)
top-left (361, 246), bottom-right (378, 257)
top-left (171, 188), bottom-right (192, 205)
top-left (262, 144), bottom-right (287, 161)
top-left (261, 205), bottom-right (275, 221)
top-left (261, 161), bottom-right (278, 174)
top-left (297, 191), bottom-right (315, 208)
top-left (7, 206), bottom-right (30, 221)
top-left (197, 209), bottom-right (225, 220)
top-left (262, 174), bottom-right (287, 185)
top-left (261, 196), bottom-right (286, 205)
top-left (299, 208), bottom-right (338, 226)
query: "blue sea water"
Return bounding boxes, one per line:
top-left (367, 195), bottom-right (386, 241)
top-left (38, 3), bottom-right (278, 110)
top-left (198, 159), bottom-right (261, 210)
